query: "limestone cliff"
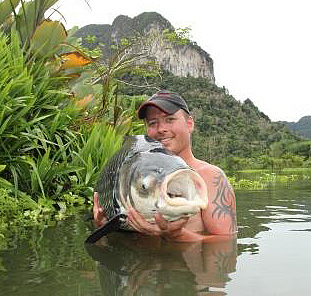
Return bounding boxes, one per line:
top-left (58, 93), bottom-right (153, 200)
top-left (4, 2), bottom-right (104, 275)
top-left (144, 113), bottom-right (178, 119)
top-left (75, 12), bottom-right (215, 82)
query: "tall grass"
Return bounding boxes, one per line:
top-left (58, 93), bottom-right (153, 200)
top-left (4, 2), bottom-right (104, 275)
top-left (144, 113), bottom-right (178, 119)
top-left (0, 28), bottom-right (128, 200)
top-left (71, 123), bottom-right (124, 196)
top-left (0, 29), bottom-right (78, 197)
top-left (0, 2), bottom-right (144, 244)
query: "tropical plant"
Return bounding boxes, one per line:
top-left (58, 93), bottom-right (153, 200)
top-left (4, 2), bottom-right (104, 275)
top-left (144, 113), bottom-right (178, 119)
top-left (0, 28), bottom-right (81, 197)
top-left (0, 0), bottom-right (94, 77)
top-left (71, 34), bottom-right (161, 128)
top-left (0, 1), bottom-right (154, 244)
top-left (70, 123), bottom-right (124, 195)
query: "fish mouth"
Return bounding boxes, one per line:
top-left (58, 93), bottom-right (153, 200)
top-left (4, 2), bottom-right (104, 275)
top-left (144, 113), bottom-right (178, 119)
top-left (160, 169), bottom-right (208, 210)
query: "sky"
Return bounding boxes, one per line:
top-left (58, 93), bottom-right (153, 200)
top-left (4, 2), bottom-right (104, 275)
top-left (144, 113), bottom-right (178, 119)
top-left (51, 0), bottom-right (311, 122)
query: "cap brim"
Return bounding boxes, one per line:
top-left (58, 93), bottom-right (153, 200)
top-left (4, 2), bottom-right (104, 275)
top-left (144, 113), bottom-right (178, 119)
top-left (137, 100), bottom-right (180, 119)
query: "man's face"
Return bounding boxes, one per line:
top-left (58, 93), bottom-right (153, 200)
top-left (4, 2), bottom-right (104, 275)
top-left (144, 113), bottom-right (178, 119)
top-left (145, 106), bottom-right (194, 155)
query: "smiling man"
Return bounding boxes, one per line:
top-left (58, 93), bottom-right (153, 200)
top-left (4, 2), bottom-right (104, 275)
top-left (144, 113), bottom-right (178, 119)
top-left (93, 90), bottom-right (237, 242)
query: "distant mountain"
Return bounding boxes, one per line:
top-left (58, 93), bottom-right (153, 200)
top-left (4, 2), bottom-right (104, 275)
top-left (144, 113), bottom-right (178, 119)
top-left (75, 11), bottom-right (303, 165)
top-left (281, 116), bottom-right (311, 139)
top-left (119, 72), bottom-right (300, 164)
top-left (75, 12), bottom-right (215, 81)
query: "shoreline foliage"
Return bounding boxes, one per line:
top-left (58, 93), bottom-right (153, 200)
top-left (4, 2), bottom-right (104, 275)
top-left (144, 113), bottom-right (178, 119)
top-left (0, 0), bottom-right (153, 245)
top-left (1, 1), bottom-right (310, 247)
top-left (0, 1), bottom-right (139, 244)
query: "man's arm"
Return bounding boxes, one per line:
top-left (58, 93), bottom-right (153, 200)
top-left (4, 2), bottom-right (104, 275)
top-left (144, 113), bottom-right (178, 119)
top-left (199, 168), bottom-right (237, 235)
top-left (127, 208), bottom-right (235, 242)
top-left (127, 208), bottom-right (204, 242)
top-left (127, 164), bottom-right (237, 242)
top-left (93, 166), bottom-right (237, 242)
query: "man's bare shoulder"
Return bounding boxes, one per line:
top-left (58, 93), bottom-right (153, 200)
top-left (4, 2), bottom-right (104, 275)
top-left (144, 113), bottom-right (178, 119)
top-left (191, 159), bottom-right (223, 178)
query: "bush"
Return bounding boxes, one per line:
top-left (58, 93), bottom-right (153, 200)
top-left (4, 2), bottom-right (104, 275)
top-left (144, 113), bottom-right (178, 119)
top-left (0, 29), bottom-right (80, 198)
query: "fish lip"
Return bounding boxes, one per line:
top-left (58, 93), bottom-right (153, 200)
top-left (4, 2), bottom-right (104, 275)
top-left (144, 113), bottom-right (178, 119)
top-left (160, 169), bottom-right (208, 208)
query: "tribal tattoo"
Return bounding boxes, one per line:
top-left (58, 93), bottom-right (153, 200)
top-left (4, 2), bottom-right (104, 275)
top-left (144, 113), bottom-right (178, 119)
top-left (212, 172), bottom-right (237, 233)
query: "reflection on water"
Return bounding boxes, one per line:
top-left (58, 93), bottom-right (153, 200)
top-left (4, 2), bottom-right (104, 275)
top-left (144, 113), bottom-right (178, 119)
top-left (86, 233), bottom-right (237, 295)
top-left (0, 218), bottom-right (100, 296)
top-left (230, 174), bottom-right (311, 296)
top-left (0, 171), bottom-right (311, 295)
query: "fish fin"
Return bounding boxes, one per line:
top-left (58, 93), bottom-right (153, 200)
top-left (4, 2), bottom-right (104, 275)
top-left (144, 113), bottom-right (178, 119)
top-left (85, 214), bottom-right (127, 244)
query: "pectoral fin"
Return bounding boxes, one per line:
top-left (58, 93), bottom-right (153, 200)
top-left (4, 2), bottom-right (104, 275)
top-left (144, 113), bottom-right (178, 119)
top-left (85, 213), bottom-right (127, 244)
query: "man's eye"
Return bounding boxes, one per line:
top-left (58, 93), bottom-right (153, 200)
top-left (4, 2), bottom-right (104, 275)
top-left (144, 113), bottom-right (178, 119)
top-left (166, 117), bottom-right (175, 123)
top-left (147, 121), bottom-right (157, 127)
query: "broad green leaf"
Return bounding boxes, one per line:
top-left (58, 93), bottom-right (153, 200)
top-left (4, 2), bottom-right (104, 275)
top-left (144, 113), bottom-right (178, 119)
top-left (31, 19), bottom-right (67, 56)
top-left (0, 0), bottom-right (20, 25)
top-left (85, 154), bottom-right (94, 184)
top-left (55, 134), bottom-right (67, 163)
top-left (15, 0), bottom-right (59, 45)
top-left (40, 0), bottom-right (59, 12)
top-left (23, 156), bottom-right (45, 199)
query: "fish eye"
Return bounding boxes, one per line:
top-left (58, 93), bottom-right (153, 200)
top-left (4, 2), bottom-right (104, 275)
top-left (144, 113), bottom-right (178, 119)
top-left (139, 176), bottom-right (154, 194)
top-left (156, 168), bottom-right (163, 174)
top-left (141, 180), bottom-right (149, 191)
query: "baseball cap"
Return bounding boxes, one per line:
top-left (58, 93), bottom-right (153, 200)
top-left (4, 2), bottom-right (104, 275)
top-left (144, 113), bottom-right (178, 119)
top-left (137, 90), bottom-right (190, 119)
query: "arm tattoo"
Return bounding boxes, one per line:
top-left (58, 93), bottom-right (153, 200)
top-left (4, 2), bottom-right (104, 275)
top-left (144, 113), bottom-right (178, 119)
top-left (212, 172), bottom-right (237, 233)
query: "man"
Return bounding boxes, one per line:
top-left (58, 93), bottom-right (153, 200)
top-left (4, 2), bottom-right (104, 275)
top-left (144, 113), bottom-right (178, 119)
top-left (93, 90), bottom-right (237, 242)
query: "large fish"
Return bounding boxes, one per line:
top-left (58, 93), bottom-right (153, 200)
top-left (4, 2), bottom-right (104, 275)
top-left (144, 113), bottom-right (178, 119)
top-left (85, 135), bottom-right (208, 243)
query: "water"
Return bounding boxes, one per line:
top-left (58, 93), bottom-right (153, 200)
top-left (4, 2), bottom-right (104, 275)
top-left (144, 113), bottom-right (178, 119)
top-left (228, 177), bottom-right (311, 296)
top-left (1, 172), bottom-right (311, 295)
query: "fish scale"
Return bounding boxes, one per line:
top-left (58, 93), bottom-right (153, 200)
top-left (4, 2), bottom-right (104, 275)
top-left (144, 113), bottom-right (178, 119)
top-left (86, 135), bottom-right (208, 243)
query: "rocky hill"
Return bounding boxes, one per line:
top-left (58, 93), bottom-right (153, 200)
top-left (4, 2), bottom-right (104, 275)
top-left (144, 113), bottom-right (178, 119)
top-left (281, 116), bottom-right (311, 139)
top-left (119, 72), bottom-right (300, 165)
top-left (75, 12), bottom-right (304, 166)
top-left (75, 12), bottom-right (215, 81)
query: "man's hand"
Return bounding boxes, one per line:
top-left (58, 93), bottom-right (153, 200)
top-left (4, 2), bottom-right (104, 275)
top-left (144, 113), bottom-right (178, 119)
top-left (93, 192), bottom-right (108, 227)
top-left (92, 195), bottom-right (206, 242)
top-left (127, 207), bottom-right (189, 240)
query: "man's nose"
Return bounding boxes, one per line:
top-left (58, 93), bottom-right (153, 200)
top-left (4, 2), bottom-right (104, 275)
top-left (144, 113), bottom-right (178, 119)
top-left (157, 121), bottom-right (167, 133)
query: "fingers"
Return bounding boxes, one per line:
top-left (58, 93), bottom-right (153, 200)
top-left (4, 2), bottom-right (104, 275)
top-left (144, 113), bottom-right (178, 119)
top-left (93, 191), bottom-right (100, 208)
top-left (127, 208), bottom-right (188, 239)
top-left (156, 213), bottom-right (188, 230)
top-left (155, 213), bottom-right (169, 230)
top-left (155, 213), bottom-right (189, 239)
top-left (127, 207), bottom-right (161, 236)
top-left (92, 192), bottom-right (188, 239)
top-left (93, 191), bottom-right (108, 227)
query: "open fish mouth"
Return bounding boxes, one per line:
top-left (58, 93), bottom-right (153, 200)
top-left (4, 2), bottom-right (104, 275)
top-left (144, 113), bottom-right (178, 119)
top-left (160, 169), bottom-right (208, 209)
top-left (88, 135), bottom-right (209, 243)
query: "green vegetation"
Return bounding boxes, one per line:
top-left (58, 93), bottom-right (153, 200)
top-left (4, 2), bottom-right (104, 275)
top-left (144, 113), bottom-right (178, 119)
top-left (0, 0), bottom-right (146, 246)
top-left (228, 172), bottom-right (310, 190)
top-left (281, 116), bottom-right (311, 139)
top-left (118, 72), bottom-right (309, 170)
top-left (76, 12), bottom-right (309, 170)
top-left (1, 2), bottom-right (310, 249)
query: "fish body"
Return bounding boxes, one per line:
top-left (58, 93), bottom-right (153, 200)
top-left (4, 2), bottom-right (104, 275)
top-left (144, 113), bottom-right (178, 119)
top-left (86, 135), bottom-right (208, 243)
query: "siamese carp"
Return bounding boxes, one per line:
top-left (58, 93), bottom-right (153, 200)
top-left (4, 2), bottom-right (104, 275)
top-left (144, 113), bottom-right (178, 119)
top-left (85, 135), bottom-right (208, 243)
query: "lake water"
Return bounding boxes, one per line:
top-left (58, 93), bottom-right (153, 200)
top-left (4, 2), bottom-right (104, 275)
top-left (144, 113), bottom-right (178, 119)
top-left (1, 172), bottom-right (311, 295)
